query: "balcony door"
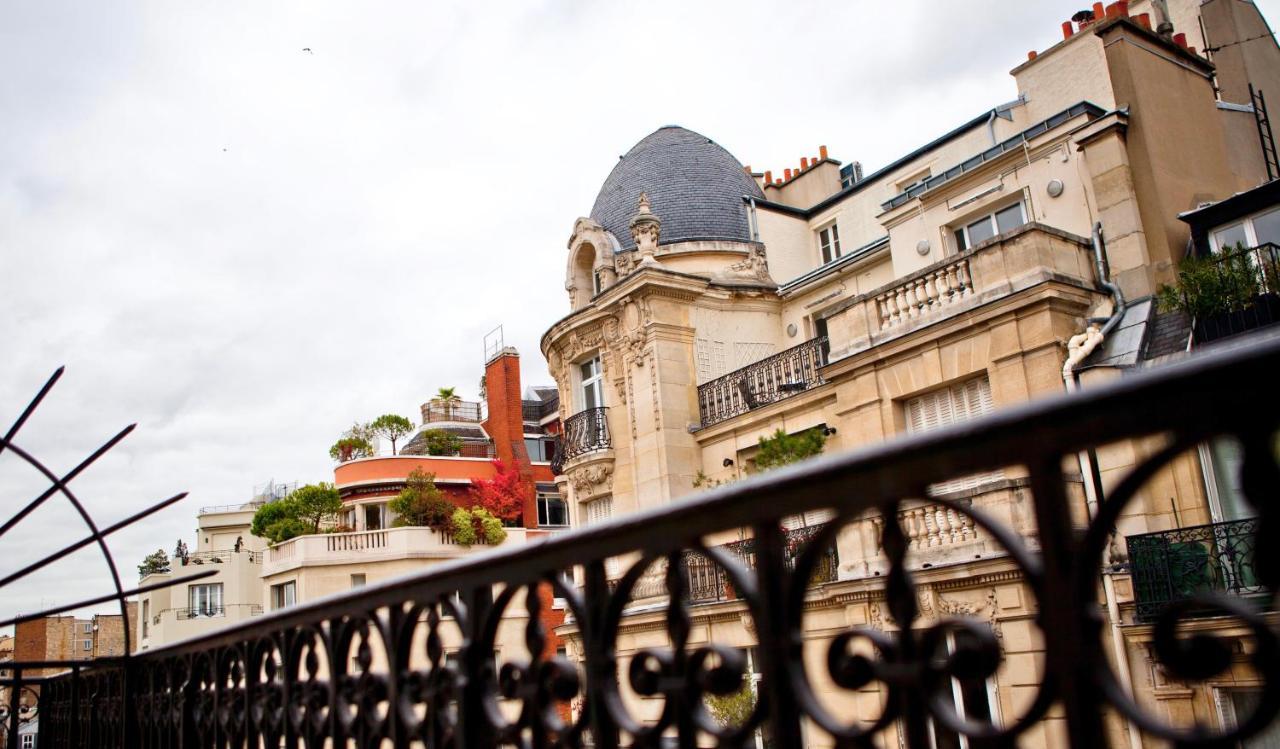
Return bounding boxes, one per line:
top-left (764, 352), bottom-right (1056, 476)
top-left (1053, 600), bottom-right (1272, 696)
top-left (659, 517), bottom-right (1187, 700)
top-left (579, 357), bottom-right (604, 410)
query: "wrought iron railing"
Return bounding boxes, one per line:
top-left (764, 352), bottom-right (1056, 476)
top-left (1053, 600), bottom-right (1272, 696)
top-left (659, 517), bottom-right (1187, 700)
top-left (697, 337), bottom-right (827, 428)
top-left (6, 337), bottom-right (1280, 748)
top-left (555, 407), bottom-right (610, 469)
top-left (176, 549), bottom-right (263, 566)
top-left (1174, 243), bottom-right (1280, 343)
top-left (1126, 518), bottom-right (1265, 622)
top-left (172, 604), bottom-right (265, 621)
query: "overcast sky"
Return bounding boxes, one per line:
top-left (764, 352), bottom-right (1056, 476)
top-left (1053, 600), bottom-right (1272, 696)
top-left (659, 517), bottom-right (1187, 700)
top-left (3, 1), bottom-right (1277, 627)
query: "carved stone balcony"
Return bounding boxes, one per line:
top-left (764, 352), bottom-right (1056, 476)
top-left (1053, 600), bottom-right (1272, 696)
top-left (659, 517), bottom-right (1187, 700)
top-left (823, 223), bottom-right (1097, 360)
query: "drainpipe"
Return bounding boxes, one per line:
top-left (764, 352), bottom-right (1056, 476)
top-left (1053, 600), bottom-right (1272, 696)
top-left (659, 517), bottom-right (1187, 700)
top-left (745, 195), bottom-right (760, 242)
top-left (986, 109), bottom-right (1000, 147)
top-left (1061, 221), bottom-right (1142, 749)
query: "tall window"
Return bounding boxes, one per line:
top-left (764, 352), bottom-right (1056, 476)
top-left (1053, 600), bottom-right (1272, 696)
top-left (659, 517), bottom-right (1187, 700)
top-left (1210, 205), bottom-right (1280, 252)
top-left (364, 503), bottom-right (385, 531)
top-left (953, 202), bottom-right (1026, 251)
top-left (142, 600), bottom-right (150, 638)
top-left (271, 581), bottom-right (296, 610)
top-left (818, 223), bottom-right (842, 264)
top-left (537, 486), bottom-right (569, 527)
top-left (906, 376), bottom-right (1002, 494)
top-left (189, 583), bottom-right (224, 617)
top-left (926, 630), bottom-right (1000, 749)
top-left (579, 357), bottom-right (604, 410)
top-left (583, 495), bottom-right (612, 525)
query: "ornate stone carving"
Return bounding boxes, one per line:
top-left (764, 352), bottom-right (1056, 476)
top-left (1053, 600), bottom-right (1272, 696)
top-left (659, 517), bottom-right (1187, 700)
top-left (718, 245), bottom-right (775, 284)
top-left (568, 464), bottom-right (613, 498)
top-left (629, 193), bottom-right (662, 267)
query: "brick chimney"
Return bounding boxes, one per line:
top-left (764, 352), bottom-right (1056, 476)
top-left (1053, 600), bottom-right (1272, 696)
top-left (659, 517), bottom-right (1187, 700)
top-left (482, 347), bottom-right (537, 527)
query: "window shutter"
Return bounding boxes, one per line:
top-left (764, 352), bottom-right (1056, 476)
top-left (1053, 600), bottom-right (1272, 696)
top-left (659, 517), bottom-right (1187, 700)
top-left (905, 376), bottom-right (1001, 495)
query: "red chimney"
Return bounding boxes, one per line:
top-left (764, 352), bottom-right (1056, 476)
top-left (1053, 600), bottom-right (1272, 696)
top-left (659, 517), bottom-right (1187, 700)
top-left (1134, 12), bottom-right (1151, 30)
top-left (1028, 50), bottom-right (1038, 60)
top-left (1062, 21), bottom-right (1074, 39)
top-left (784, 168), bottom-right (793, 180)
top-left (1092, 2), bottom-right (1105, 21)
top-left (482, 347), bottom-right (536, 528)
top-left (1174, 32), bottom-right (1188, 48)
top-left (819, 145), bottom-right (829, 160)
top-left (800, 157), bottom-right (810, 170)
top-left (763, 170), bottom-right (773, 184)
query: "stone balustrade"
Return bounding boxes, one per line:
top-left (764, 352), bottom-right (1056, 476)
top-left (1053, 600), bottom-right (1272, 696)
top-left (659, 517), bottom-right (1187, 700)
top-left (822, 224), bottom-right (1097, 361)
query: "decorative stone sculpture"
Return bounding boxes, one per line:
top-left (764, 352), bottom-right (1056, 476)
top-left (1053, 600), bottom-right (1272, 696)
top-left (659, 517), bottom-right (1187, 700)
top-left (629, 193), bottom-right (662, 267)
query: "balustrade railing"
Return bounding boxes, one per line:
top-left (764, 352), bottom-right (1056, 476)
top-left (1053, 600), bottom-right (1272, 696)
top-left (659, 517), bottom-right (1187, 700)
top-left (421, 400), bottom-right (483, 423)
top-left (177, 548), bottom-right (262, 566)
top-left (697, 336), bottom-right (828, 428)
top-left (11, 336), bottom-right (1280, 748)
top-left (871, 501), bottom-right (979, 551)
top-left (875, 256), bottom-right (973, 329)
top-left (1127, 517), bottom-right (1264, 622)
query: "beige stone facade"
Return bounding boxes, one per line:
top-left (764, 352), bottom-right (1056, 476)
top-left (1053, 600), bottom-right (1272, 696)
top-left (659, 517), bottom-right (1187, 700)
top-left (541, 5), bottom-right (1280, 747)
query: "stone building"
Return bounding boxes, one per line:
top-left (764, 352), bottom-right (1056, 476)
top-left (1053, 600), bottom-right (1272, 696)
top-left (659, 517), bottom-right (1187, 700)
top-left (541, 2), bottom-right (1280, 746)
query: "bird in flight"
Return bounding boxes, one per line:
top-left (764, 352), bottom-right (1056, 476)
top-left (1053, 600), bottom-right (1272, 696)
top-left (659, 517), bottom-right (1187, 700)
top-left (302, 47), bottom-right (312, 54)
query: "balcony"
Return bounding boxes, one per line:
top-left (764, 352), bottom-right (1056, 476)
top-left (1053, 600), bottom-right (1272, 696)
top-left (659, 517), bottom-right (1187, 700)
top-left (1174, 243), bottom-right (1280, 344)
top-left (823, 223), bottom-right (1097, 360)
top-left (1127, 518), bottom-right (1265, 622)
top-left (552, 407), bottom-right (610, 473)
top-left (171, 603), bottom-right (264, 621)
top-left (176, 548), bottom-right (262, 566)
top-left (630, 524), bottom-right (840, 604)
top-left (421, 400), bottom-right (483, 423)
top-left (263, 526), bottom-right (531, 575)
top-left (696, 336), bottom-right (828, 428)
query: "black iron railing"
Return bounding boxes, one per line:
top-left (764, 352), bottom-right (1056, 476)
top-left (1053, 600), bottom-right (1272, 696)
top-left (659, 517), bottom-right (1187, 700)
top-left (176, 549), bottom-right (263, 566)
top-left (7, 338), bottom-right (1280, 748)
top-left (555, 407), bottom-right (610, 469)
top-left (1127, 518), bottom-right (1265, 622)
top-left (634, 525), bottom-right (840, 603)
top-left (697, 337), bottom-right (828, 428)
top-left (1174, 243), bottom-right (1280, 343)
top-left (171, 604), bottom-right (265, 621)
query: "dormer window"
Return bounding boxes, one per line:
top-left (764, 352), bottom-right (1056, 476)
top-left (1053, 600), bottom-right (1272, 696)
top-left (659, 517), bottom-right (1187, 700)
top-left (818, 223), bottom-right (842, 264)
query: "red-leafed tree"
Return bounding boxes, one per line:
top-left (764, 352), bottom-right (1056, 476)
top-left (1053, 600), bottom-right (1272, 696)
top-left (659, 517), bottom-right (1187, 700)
top-left (468, 460), bottom-right (527, 523)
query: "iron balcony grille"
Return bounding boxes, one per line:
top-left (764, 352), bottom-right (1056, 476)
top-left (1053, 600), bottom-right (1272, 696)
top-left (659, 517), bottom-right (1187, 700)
top-left (176, 549), bottom-right (263, 566)
top-left (1126, 518), bottom-right (1266, 622)
top-left (1183, 243), bottom-right (1280, 343)
top-left (172, 604), bottom-right (265, 621)
top-left (7, 336), bottom-right (1280, 748)
top-left (555, 407), bottom-right (610, 469)
top-left (697, 336), bottom-right (828, 428)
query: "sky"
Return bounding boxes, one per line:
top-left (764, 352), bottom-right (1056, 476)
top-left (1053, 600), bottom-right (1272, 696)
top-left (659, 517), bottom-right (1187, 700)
top-left (2, 0), bottom-right (1277, 626)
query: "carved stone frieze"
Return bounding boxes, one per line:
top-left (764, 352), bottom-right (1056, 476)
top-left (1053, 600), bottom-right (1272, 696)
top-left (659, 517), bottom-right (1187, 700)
top-left (568, 463), bottom-right (614, 499)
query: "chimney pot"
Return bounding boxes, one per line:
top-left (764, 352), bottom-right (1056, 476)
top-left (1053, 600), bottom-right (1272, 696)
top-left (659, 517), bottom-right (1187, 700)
top-left (1173, 32), bottom-right (1188, 47)
top-left (763, 170), bottom-right (773, 184)
top-left (784, 168), bottom-right (793, 180)
top-left (801, 157), bottom-right (810, 170)
top-left (1028, 50), bottom-right (1038, 60)
top-left (1092, 2), bottom-right (1105, 21)
top-left (819, 145), bottom-right (829, 160)
top-left (1062, 21), bottom-right (1075, 39)
top-left (1134, 12), bottom-right (1151, 30)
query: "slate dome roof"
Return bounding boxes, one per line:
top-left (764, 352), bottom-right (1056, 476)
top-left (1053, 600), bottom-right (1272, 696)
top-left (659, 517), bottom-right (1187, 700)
top-left (590, 126), bottom-right (764, 251)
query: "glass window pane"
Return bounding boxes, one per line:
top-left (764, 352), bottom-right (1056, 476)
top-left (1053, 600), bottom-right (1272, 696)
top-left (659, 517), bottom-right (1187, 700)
top-left (967, 215), bottom-right (996, 246)
top-left (995, 202), bottom-right (1025, 234)
top-left (954, 228), bottom-right (968, 252)
top-left (1214, 222), bottom-right (1249, 252)
top-left (1252, 208), bottom-right (1280, 247)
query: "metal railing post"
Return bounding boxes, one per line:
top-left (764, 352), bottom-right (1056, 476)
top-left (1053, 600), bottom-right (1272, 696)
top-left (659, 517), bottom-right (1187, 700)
top-left (6, 666), bottom-right (21, 749)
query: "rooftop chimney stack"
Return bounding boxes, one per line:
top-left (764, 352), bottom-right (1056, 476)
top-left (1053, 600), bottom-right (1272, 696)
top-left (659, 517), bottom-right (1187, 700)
top-left (819, 145), bottom-right (829, 160)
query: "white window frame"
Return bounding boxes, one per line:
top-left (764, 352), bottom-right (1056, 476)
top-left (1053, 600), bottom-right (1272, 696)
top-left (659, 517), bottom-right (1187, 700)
top-left (818, 222), bottom-right (842, 264)
top-left (188, 582), bottom-right (224, 618)
top-left (905, 376), bottom-right (1003, 495)
top-left (21, 734), bottom-right (34, 749)
top-left (272, 581), bottom-right (297, 610)
top-left (363, 502), bottom-right (387, 531)
top-left (1209, 205), bottom-right (1280, 253)
top-left (578, 356), bottom-right (604, 411)
top-left (537, 490), bottom-right (570, 528)
top-left (953, 201), bottom-right (1026, 252)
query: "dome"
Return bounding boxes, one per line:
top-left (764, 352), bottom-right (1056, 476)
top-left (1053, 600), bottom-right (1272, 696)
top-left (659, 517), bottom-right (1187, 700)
top-left (590, 126), bottom-right (764, 251)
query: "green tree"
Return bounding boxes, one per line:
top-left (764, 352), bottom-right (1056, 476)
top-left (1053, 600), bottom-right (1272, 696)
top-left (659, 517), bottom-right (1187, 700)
top-left (370, 414), bottom-right (415, 455)
top-left (137, 549), bottom-right (170, 578)
top-left (1157, 245), bottom-right (1270, 317)
top-left (389, 468), bottom-right (455, 529)
top-left (436, 387), bottom-right (461, 419)
top-left (420, 428), bottom-right (463, 456)
top-left (704, 675), bottom-right (756, 729)
top-left (329, 422), bottom-right (375, 462)
top-left (753, 427), bottom-right (827, 471)
top-left (250, 483), bottom-right (343, 544)
top-left (451, 506), bottom-right (507, 546)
